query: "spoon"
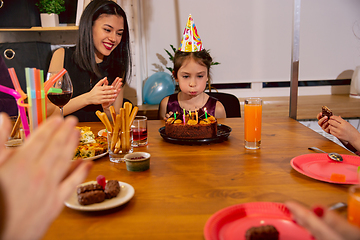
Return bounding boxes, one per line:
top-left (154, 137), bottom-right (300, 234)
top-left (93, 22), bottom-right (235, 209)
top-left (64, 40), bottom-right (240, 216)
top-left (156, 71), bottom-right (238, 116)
top-left (329, 202), bottom-right (347, 211)
top-left (308, 147), bottom-right (343, 162)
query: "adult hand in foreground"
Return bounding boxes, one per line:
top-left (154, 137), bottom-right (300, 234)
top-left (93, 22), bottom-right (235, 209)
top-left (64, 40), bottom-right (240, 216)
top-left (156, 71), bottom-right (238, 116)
top-left (0, 113), bottom-right (92, 240)
top-left (285, 201), bottom-right (360, 240)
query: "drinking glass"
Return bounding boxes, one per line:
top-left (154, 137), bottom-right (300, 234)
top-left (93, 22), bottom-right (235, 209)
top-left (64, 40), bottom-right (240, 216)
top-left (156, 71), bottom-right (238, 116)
top-left (131, 116), bottom-right (148, 147)
top-left (107, 129), bottom-right (133, 163)
top-left (348, 185), bottom-right (360, 227)
top-left (244, 98), bottom-right (262, 149)
top-left (46, 71), bottom-right (73, 117)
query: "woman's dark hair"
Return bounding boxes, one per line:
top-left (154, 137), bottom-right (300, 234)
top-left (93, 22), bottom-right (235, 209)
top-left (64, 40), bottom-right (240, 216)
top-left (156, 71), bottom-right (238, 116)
top-left (74, 0), bottom-right (132, 84)
top-left (173, 49), bottom-right (213, 87)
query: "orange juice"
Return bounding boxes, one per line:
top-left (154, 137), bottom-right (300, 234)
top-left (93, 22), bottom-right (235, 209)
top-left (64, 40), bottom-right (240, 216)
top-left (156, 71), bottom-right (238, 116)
top-left (244, 98), bottom-right (262, 149)
top-left (348, 186), bottom-right (360, 227)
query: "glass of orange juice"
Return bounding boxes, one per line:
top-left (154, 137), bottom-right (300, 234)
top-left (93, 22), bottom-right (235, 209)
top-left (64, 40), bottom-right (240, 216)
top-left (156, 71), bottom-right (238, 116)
top-left (244, 98), bottom-right (262, 149)
top-left (348, 185), bottom-right (360, 227)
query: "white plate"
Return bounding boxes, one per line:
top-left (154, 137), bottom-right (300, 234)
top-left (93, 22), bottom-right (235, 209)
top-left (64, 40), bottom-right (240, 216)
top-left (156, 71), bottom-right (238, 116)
top-left (65, 181), bottom-right (135, 211)
top-left (98, 129), bottom-right (107, 137)
top-left (83, 151), bottom-right (108, 161)
top-left (72, 151), bottom-right (109, 161)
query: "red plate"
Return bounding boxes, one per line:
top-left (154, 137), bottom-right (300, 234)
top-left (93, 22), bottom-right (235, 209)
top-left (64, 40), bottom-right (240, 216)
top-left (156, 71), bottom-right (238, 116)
top-left (204, 202), bottom-right (313, 240)
top-left (291, 153), bottom-right (360, 184)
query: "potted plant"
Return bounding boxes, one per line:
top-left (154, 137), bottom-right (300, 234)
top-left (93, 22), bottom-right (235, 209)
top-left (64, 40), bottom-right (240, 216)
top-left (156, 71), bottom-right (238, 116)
top-left (36, 0), bottom-right (66, 27)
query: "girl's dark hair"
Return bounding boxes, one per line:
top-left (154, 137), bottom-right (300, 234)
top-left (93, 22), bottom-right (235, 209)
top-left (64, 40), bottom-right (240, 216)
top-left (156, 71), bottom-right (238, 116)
top-left (74, 0), bottom-right (132, 84)
top-left (173, 49), bottom-right (213, 86)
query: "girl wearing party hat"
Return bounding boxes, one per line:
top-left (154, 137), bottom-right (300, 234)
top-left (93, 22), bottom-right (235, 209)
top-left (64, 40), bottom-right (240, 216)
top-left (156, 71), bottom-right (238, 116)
top-left (159, 15), bottom-right (226, 120)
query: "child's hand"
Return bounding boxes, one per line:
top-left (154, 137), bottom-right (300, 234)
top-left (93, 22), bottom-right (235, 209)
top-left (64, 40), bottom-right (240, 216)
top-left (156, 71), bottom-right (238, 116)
top-left (317, 112), bottom-right (331, 134)
top-left (328, 116), bottom-right (360, 145)
top-left (164, 111), bottom-right (174, 121)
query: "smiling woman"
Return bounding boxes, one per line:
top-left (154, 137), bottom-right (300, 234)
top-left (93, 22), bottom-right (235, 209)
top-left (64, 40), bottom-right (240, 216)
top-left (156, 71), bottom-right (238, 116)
top-left (92, 14), bottom-right (124, 63)
top-left (46, 0), bottom-right (132, 122)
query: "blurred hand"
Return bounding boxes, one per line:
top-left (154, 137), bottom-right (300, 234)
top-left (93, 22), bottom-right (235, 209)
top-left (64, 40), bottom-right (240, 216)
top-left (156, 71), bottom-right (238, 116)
top-left (0, 113), bottom-right (92, 240)
top-left (285, 201), bottom-right (360, 240)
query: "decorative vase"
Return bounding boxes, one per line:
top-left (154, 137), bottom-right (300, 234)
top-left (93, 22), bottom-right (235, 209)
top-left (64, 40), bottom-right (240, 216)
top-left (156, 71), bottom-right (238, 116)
top-left (40, 13), bottom-right (59, 27)
top-left (350, 66), bottom-right (360, 98)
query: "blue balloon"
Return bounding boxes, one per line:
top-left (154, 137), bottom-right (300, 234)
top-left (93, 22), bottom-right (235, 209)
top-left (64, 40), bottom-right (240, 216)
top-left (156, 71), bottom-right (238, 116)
top-left (143, 72), bottom-right (175, 105)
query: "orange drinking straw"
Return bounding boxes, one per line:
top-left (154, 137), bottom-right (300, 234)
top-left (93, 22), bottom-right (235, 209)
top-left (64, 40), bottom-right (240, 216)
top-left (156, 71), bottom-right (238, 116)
top-left (7, 68), bottom-right (30, 137)
top-left (8, 68), bottom-right (27, 103)
top-left (35, 69), bottom-right (43, 125)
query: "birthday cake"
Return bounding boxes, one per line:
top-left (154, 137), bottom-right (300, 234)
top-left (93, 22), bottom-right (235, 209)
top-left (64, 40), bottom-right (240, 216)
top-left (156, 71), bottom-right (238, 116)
top-left (165, 113), bottom-right (217, 139)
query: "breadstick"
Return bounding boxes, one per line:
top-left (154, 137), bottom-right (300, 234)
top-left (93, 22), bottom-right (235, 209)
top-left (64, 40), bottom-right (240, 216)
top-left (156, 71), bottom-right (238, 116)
top-left (109, 105), bottom-right (116, 124)
top-left (128, 106), bottom-right (139, 128)
top-left (95, 110), bottom-right (107, 128)
top-left (111, 114), bottom-right (121, 152)
top-left (101, 112), bottom-right (113, 132)
top-left (114, 138), bottom-right (121, 154)
top-left (124, 104), bottom-right (131, 151)
top-left (120, 108), bottom-right (126, 152)
top-left (10, 115), bottom-right (21, 138)
top-left (124, 102), bottom-right (131, 117)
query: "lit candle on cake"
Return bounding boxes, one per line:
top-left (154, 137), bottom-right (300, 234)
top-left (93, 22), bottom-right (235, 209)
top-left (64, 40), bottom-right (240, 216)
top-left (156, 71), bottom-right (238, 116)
top-left (204, 107), bottom-right (208, 119)
top-left (174, 112), bottom-right (176, 119)
top-left (183, 109), bottom-right (186, 123)
top-left (195, 110), bottom-right (198, 123)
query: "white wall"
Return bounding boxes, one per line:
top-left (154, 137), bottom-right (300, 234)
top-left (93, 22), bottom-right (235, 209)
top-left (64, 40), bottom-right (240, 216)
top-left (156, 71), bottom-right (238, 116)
top-left (136, 0), bottom-right (360, 100)
top-left (2, 0), bottom-right (360, 103)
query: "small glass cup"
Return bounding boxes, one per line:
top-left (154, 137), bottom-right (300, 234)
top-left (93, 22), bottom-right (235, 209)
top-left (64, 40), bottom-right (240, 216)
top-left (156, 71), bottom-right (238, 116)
top-left (107, 129), bottom-right (133, 163)
top-left (348, 185), bottom-right (360, 227)
top-left (244, 98), bottom-right (262, 149)
top-left (131, 116), bottom-right (148, 147)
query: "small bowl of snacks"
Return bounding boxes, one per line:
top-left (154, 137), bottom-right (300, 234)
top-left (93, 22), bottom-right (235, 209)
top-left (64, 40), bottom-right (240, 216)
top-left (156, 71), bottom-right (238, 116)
top-left (124, 152), bottom-right (150, 172)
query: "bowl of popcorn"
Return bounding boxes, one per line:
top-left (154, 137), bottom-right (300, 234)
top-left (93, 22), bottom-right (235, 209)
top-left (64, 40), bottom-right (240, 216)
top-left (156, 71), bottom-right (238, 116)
top-left (124, 152), bottom-right (150, 172)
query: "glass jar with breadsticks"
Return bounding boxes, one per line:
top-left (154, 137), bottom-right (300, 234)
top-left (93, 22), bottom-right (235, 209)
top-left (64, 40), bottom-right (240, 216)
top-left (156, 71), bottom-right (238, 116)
top-left (96, 102), bottom-right (138, 163)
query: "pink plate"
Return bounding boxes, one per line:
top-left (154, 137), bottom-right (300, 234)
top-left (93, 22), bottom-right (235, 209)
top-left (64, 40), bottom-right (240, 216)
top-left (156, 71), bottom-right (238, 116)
top-left (291, 153), bottom-right (360, 184)
top-left (204, 202), bottom-right (313, 240)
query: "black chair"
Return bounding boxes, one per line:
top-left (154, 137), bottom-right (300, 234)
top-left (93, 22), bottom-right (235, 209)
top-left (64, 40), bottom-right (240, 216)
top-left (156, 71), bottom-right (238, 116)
top-left (207, 92), bottom-right (241, 118)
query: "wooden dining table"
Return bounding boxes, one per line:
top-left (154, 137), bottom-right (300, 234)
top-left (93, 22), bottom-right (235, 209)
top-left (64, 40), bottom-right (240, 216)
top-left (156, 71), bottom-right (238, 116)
top-left (43, 117), bottom-right (356, 240)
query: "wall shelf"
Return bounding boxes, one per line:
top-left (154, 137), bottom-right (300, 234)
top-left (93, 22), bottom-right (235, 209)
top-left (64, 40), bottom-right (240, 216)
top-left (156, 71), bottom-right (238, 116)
top-left (0, 26), bottom-right (78, 32)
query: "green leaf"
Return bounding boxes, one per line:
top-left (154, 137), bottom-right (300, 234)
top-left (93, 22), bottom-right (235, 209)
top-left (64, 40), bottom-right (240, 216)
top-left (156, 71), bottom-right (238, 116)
top-left (164, 49), bottom-right (173, 58)
top-left (166, 67), bottom-right (173, 73)
top-left (164, 44), bottom-right (221, 74)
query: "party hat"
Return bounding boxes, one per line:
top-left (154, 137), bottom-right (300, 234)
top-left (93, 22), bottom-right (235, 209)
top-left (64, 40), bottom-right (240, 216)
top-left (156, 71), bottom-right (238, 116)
top-left (179, 14), bottom-right (204, 52)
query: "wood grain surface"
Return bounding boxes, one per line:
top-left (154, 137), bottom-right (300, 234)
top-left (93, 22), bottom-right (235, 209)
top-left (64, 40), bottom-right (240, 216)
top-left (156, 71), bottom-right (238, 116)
top-left (138, 94), bottom-right (360, 120)
top-left (43, 117), bottom-right (356, 240)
